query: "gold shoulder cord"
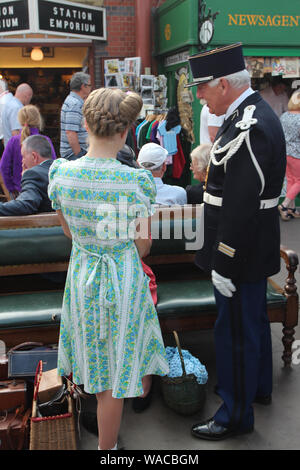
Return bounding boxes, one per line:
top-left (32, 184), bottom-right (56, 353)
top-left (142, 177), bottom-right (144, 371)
top-left (203, 161), bottom-right (211, 192)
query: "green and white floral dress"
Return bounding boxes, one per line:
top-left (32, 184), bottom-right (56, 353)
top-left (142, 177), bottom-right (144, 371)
top-left (48, 156), bottom-right (169, 398)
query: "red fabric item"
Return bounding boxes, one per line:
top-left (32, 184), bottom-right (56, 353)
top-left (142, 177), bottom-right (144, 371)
top-left (172, 135), bottom-right (186, 179)
top-left (141, 260), bottom-right (157, 306)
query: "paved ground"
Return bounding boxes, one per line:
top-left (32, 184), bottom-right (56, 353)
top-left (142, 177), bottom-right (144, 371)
top-left (78, 217), bottom-right (300, 451)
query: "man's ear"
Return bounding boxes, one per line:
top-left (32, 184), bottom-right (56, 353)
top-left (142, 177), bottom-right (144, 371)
top-left (219, 78), bottom-right (229, 95)
top-left (161, 161), bottom-right (167, 174)
top-left (31, 151), bottom-right (40, 163)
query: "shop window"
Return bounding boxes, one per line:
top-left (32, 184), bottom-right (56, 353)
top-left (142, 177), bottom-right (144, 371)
top-left (1, 68), bottom-right (81, 156)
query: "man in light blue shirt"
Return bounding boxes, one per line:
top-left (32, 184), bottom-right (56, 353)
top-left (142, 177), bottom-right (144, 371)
top-left (2, 83), bottom-right (33, 146)
top-left (60, 72), bottom-right (92, 160)
top-left (0, 79), bottom-right (13, 154)
top-left (138, 142), bottom-right (187, 206)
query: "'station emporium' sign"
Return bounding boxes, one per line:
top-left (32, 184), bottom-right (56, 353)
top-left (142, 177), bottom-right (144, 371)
top-left (37, 0), bottom-right (106, 40)
top-left (0, 0), bottom-right (30, 34)
top-left (0, 0), bottom-right (106, 40)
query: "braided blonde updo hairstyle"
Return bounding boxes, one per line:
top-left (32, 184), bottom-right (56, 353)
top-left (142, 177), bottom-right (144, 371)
top-left (83, 88), bottom-right (143, 138)
top-left (18, 105), bottom-right (43, 144)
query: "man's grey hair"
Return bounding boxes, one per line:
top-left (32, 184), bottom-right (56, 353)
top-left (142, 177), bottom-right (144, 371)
top-left (0, 79), bottom-right (8, 92)
top-left (208, 69), bottom-right (251, 89)
top-left (140, 162), bottom-right (164, 172)
top-left (22, 135), bottom-right (52, 159)
top-left (70, 72), bottom-right (91, 91)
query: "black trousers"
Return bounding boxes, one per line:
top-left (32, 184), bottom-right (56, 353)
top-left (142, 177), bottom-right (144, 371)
top-left (213, 279), bottom-right (272, 431)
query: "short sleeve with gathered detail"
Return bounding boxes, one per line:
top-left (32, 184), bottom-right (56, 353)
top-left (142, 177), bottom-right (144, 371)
top-left (48, 158), bottom-right (66, 210)
top-left (135, 169), bottom-right (157, 217)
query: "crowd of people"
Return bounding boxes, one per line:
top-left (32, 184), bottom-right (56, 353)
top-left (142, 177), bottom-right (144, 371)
top-left (0, 42), bottom-right (299, 450)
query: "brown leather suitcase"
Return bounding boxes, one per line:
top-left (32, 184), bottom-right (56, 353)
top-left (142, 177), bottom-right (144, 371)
top-left (0, 380), bottom-right (27, 412)
top-left (0, 406), bottom-right (31, 450)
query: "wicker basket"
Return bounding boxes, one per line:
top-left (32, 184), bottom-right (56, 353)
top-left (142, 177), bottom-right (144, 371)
top-left (29, 361), bottom-right (77, 450)
top-left (161, 331), bottom-right (206, 416)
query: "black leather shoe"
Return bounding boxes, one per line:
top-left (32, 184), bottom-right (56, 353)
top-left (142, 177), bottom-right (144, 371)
top-left (254, 394), bottom-right (272, 405)
top-left (191, 418), bottom-right (253, 441)
top-left (132, 387), bottom-right (153, 413)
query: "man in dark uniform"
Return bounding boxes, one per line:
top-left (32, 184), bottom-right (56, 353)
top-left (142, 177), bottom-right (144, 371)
top-left (185, 43), bottom-right (286, 440)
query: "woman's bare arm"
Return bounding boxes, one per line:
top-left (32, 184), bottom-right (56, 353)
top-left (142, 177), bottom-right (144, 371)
top-left (134, 217), bottom-right (152, 258)
top-left (57, 209), bottom-right (72, 239)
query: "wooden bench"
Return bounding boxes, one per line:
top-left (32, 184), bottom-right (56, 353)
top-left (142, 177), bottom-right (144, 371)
top-left (0, 207), bottom-right (298, 366)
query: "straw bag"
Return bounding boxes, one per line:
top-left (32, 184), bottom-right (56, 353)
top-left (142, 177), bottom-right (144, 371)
top-left (30, 361), bottom-right (77, 450)
top-left (161, 331), bottom-right (206, 415)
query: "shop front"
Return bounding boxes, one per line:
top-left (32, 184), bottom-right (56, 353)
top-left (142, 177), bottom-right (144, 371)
top-left (206, 0), bottom-right (300, 101)
top-left (154, 0), bottom-right (300, 145)
top-left (153, 0), bottom-right (200, 187)
top-left (154, 0), bottom-right (200, 142)
top-left (0, 0), bottom-right (106, 153)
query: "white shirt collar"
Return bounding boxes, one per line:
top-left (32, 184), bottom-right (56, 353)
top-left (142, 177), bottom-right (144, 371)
top-left (0, 90), bottom-right (9, 99)
top-left (154, 177), bottom-right (164, 186)
top-left (225, 87), bottom-right (255, 120)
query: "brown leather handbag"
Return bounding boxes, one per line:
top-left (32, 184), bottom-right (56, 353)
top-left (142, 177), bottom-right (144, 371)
top-left (0, 405), bottom-right (31, 450)
top-left (0, 380), bottom-right (27, 412)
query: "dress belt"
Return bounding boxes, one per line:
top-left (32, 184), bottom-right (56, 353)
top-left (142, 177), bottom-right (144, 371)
top-left (73, 241), bottom-right (121, 340)
top-left (203, 192), bottom-right (279, 210)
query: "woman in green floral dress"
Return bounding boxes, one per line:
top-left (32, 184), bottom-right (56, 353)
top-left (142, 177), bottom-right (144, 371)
top-left (48, 88), bottom-right (169, 450)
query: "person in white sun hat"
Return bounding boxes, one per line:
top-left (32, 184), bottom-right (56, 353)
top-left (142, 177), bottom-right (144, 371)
top-left (138, 142), bottom-right (187, 206)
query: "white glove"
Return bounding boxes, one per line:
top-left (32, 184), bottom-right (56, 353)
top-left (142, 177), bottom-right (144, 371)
top-left (211, 270), bottom-right (236, 298)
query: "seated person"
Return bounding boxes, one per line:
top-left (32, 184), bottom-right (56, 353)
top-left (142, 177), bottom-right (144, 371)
top-left (186, 143), bottom-right (212, 204)
top-left (138, 142), bottom-right (187, 206)
top-left (0, 135), bottom-right (54, 216)
top-left (117, 144), bottom-right (139, 168)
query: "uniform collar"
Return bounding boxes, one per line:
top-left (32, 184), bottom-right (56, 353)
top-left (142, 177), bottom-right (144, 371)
top-left (225, 88), bottom-right (255, 121)
top-left (215, 91), bottom-right (261, 141)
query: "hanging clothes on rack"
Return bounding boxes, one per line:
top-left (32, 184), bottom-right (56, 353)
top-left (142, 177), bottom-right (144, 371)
top-left (157, 107), bottom-right (181, 164)
top-left (150, 121), bottom-right (160, 144)
top-left (126, 124), bottom-right (138, 156)
top-left (136, 110), bottom-right (167, 150)
top-left (172, 134), bottom-right (186, 179)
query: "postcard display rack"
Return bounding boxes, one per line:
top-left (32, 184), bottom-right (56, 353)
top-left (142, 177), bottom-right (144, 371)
top-left (104, 57), bottom-right (168, 110)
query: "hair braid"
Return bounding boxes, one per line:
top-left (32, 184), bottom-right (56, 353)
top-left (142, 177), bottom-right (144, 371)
top-left (83, 88), bottom-right (143, 138)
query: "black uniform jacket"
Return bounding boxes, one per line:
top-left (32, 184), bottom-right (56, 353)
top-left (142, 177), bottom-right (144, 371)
top-left (195, 92), bottom-right (286, 282)
top-left (0, 159), bottom-right (54, 216)
top-left (186, 182), bottom-right (204, 204)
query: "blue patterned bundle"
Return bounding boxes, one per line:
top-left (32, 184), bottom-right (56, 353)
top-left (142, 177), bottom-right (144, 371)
top-left (165, 347), bottom-right (208, 385)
